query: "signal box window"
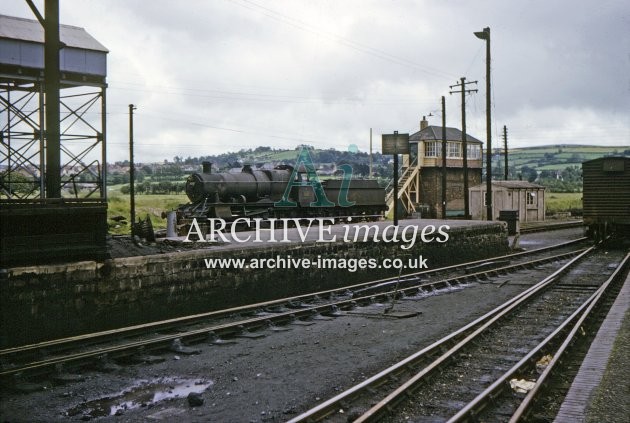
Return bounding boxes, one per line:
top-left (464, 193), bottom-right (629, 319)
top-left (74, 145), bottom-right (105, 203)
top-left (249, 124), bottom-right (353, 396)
top-left (447, 142), bottom-right (461, 158)
top-left (425, 142), bottom-right (441, 157)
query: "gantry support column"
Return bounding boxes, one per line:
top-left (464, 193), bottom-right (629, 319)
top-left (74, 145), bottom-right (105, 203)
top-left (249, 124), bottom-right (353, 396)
top-left (44, 0), bottom-right (61, 198)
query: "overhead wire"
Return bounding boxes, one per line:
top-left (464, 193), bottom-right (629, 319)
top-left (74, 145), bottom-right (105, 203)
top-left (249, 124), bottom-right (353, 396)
top-left (105, 110), bottom-right (337, 149)
top-left (226, 0), bottom-right (458, 80)
top-left (107, 82), bottom-right (437, 106)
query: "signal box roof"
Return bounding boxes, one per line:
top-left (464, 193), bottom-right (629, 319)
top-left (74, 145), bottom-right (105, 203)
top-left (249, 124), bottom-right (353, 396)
top-left (410, 125), bottom-right (482, 144)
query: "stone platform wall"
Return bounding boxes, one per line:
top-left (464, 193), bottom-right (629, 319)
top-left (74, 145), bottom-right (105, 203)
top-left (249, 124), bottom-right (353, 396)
top-left (1, 223), bottom-right (507, 347)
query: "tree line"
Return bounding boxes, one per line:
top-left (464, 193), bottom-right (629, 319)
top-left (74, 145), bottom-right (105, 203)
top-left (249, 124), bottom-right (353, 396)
top-left (119, 180), bottom-right (186, 195)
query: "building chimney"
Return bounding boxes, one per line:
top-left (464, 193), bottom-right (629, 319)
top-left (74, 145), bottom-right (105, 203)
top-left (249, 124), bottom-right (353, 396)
top-left (202, 161), bottom-right (212, 174)
top-left (420, 116), bottom-right (428, 130)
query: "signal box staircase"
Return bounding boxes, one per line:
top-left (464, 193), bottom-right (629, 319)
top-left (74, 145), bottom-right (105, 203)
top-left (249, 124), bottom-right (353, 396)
top-left (385, 158), bottom-right (422, 216)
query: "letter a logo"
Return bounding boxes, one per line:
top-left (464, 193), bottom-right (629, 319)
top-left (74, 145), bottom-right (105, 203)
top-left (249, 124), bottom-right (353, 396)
top-left (275, 147), bottom-right (335, 207)
top-left (336, 164), bottom-right (356, 207)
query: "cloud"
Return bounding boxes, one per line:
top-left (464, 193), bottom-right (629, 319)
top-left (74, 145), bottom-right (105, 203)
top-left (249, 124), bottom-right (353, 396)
top-left (2, 0), bottom-right (628, 163)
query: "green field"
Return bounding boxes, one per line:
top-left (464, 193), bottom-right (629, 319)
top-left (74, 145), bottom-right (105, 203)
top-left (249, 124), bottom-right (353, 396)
top-left (545, 192), bottom-right (582, 214)
top-left (536, 164), bottom-right (579, 171)
top-left (107, 185), bottom-right (187, 234)
top-left (504, 145), bottom-right (625, 170)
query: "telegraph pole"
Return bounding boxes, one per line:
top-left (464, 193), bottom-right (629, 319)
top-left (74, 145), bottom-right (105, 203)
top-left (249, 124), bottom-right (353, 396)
top-left (129, 104), bottom-right (137, 238)
top-left (369, 128), bottom-right (373, 177)
top-left (449, 77), bottom-right (477, 218)
top-left (441, 96), bottom-right (447, 219)
top-left (503, 125), bottom-right (508, 180)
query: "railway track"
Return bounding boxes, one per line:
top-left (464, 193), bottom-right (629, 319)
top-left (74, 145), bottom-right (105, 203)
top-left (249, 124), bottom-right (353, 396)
top-left (456, 254), bottom-right (628, 422)
top-left (288, 246), bottom-right (629, 423)
top-left (0, 239), bottom-right (589, 384)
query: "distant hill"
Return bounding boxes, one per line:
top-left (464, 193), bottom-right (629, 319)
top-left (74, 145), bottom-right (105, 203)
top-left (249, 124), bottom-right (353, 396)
top-left (110, 144), bottom-right (627, 192)
top-left (178, 144), bottom-right (628, 174)
top-left (491, 144), bottom-right (629, 192)
top-left (170, 145), bottom-right (392, 178)
top-left (498, 145), bottom-right (628, 172)
top-left (109, 145), bottom-right (394, 187)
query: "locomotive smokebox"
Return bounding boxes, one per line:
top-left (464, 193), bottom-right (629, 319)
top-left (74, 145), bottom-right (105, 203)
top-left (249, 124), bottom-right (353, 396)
top-left (202, 161), bottom-right (212, 174)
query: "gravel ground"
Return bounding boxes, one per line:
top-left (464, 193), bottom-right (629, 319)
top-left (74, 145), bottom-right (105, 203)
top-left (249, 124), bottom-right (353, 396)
top-left (585, 308), bottom-right (630, 422)
top-left (0, 227), bottom-right (591, 422)
top-left (106, 235), bottom-right (216, 258)
top-left (0, 279), bottom-right (540, 422)
top-left (509, 227), bottom-right (586, 250)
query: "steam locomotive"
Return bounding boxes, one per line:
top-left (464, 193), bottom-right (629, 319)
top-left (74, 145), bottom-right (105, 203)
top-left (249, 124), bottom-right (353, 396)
top-left (175, 161), bottom-right (386, 235)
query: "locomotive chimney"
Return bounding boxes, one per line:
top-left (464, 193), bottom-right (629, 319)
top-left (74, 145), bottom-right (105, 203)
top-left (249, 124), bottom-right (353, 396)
top-left (420, 116), bottom-right (428, 130)
top-left (202, 161), bottom-right (212, 174)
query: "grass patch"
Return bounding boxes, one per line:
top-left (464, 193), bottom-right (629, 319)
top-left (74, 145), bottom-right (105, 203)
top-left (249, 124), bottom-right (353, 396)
top-left (107, 185), bottom-right (187, 234)
top-left (537, 163), bottom-right (582, 171)
top-left (546, 192), bottom-right (582, 214)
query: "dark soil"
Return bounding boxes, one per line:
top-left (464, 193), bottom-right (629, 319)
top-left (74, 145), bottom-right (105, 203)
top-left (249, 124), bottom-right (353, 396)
top-left (1, 227), bottom-right (605, 423)
top-left (1, 279), bottom-right (538, 422)
top-left (106, 235), bottom-right (216, 258)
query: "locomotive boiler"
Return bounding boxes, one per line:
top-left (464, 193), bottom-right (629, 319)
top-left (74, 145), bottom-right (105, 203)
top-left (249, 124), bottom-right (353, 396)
top-left (185, 162), bottom-right (293, 204)
top-left (175, 161), bottom-right (386, 235)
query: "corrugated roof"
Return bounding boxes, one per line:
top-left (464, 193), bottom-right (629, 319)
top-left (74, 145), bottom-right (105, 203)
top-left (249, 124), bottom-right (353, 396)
top-left (472, 181), bottom-right (545, 189)
top-left (0, 14), bottom-right (108, 52)
top-left (410, 125), bottom-right (482, 144)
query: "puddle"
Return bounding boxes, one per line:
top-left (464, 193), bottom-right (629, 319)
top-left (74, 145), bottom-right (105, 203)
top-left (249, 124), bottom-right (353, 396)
top-left (517, 240), bottom-right (543, 246)
top-left (414, 284), bottom-right (466, 298)
top-left (66, 377), bottom-right (212, 418)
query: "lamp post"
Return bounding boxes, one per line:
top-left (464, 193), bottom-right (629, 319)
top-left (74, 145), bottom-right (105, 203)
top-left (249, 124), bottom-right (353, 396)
top-left (475, 26), bottom-right (492, 221)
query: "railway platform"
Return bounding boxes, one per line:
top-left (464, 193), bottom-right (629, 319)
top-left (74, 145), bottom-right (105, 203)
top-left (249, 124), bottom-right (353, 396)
top-left (519, 218), bottom-right (584, 233)
top-left (1, 218), bottom-right (508, 347)
top-left (554, 270), bottom-right (630, 422)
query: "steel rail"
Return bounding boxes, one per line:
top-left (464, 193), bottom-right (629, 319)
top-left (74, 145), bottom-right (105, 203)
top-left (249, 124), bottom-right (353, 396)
top-left (352, 246), bottom-right (595, 423)
top-left (0, 238), bottom-right (586, 360)
top-left (0, 249), bottom-right (587, 381)
top-left (447, 252), bottom-right (629, 422)
top-left (506, 252), bottom-right (630, 423)
top-left (287, 246), bottom-right (593, 423)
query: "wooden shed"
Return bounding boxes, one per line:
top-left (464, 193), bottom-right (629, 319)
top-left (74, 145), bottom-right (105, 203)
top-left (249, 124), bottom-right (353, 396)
top-left (469, 181), bottom-right (546, 222)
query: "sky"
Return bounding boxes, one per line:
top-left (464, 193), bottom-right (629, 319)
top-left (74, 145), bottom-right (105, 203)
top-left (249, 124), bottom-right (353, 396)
top-left (3, 0), bottom-right (630, 163)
